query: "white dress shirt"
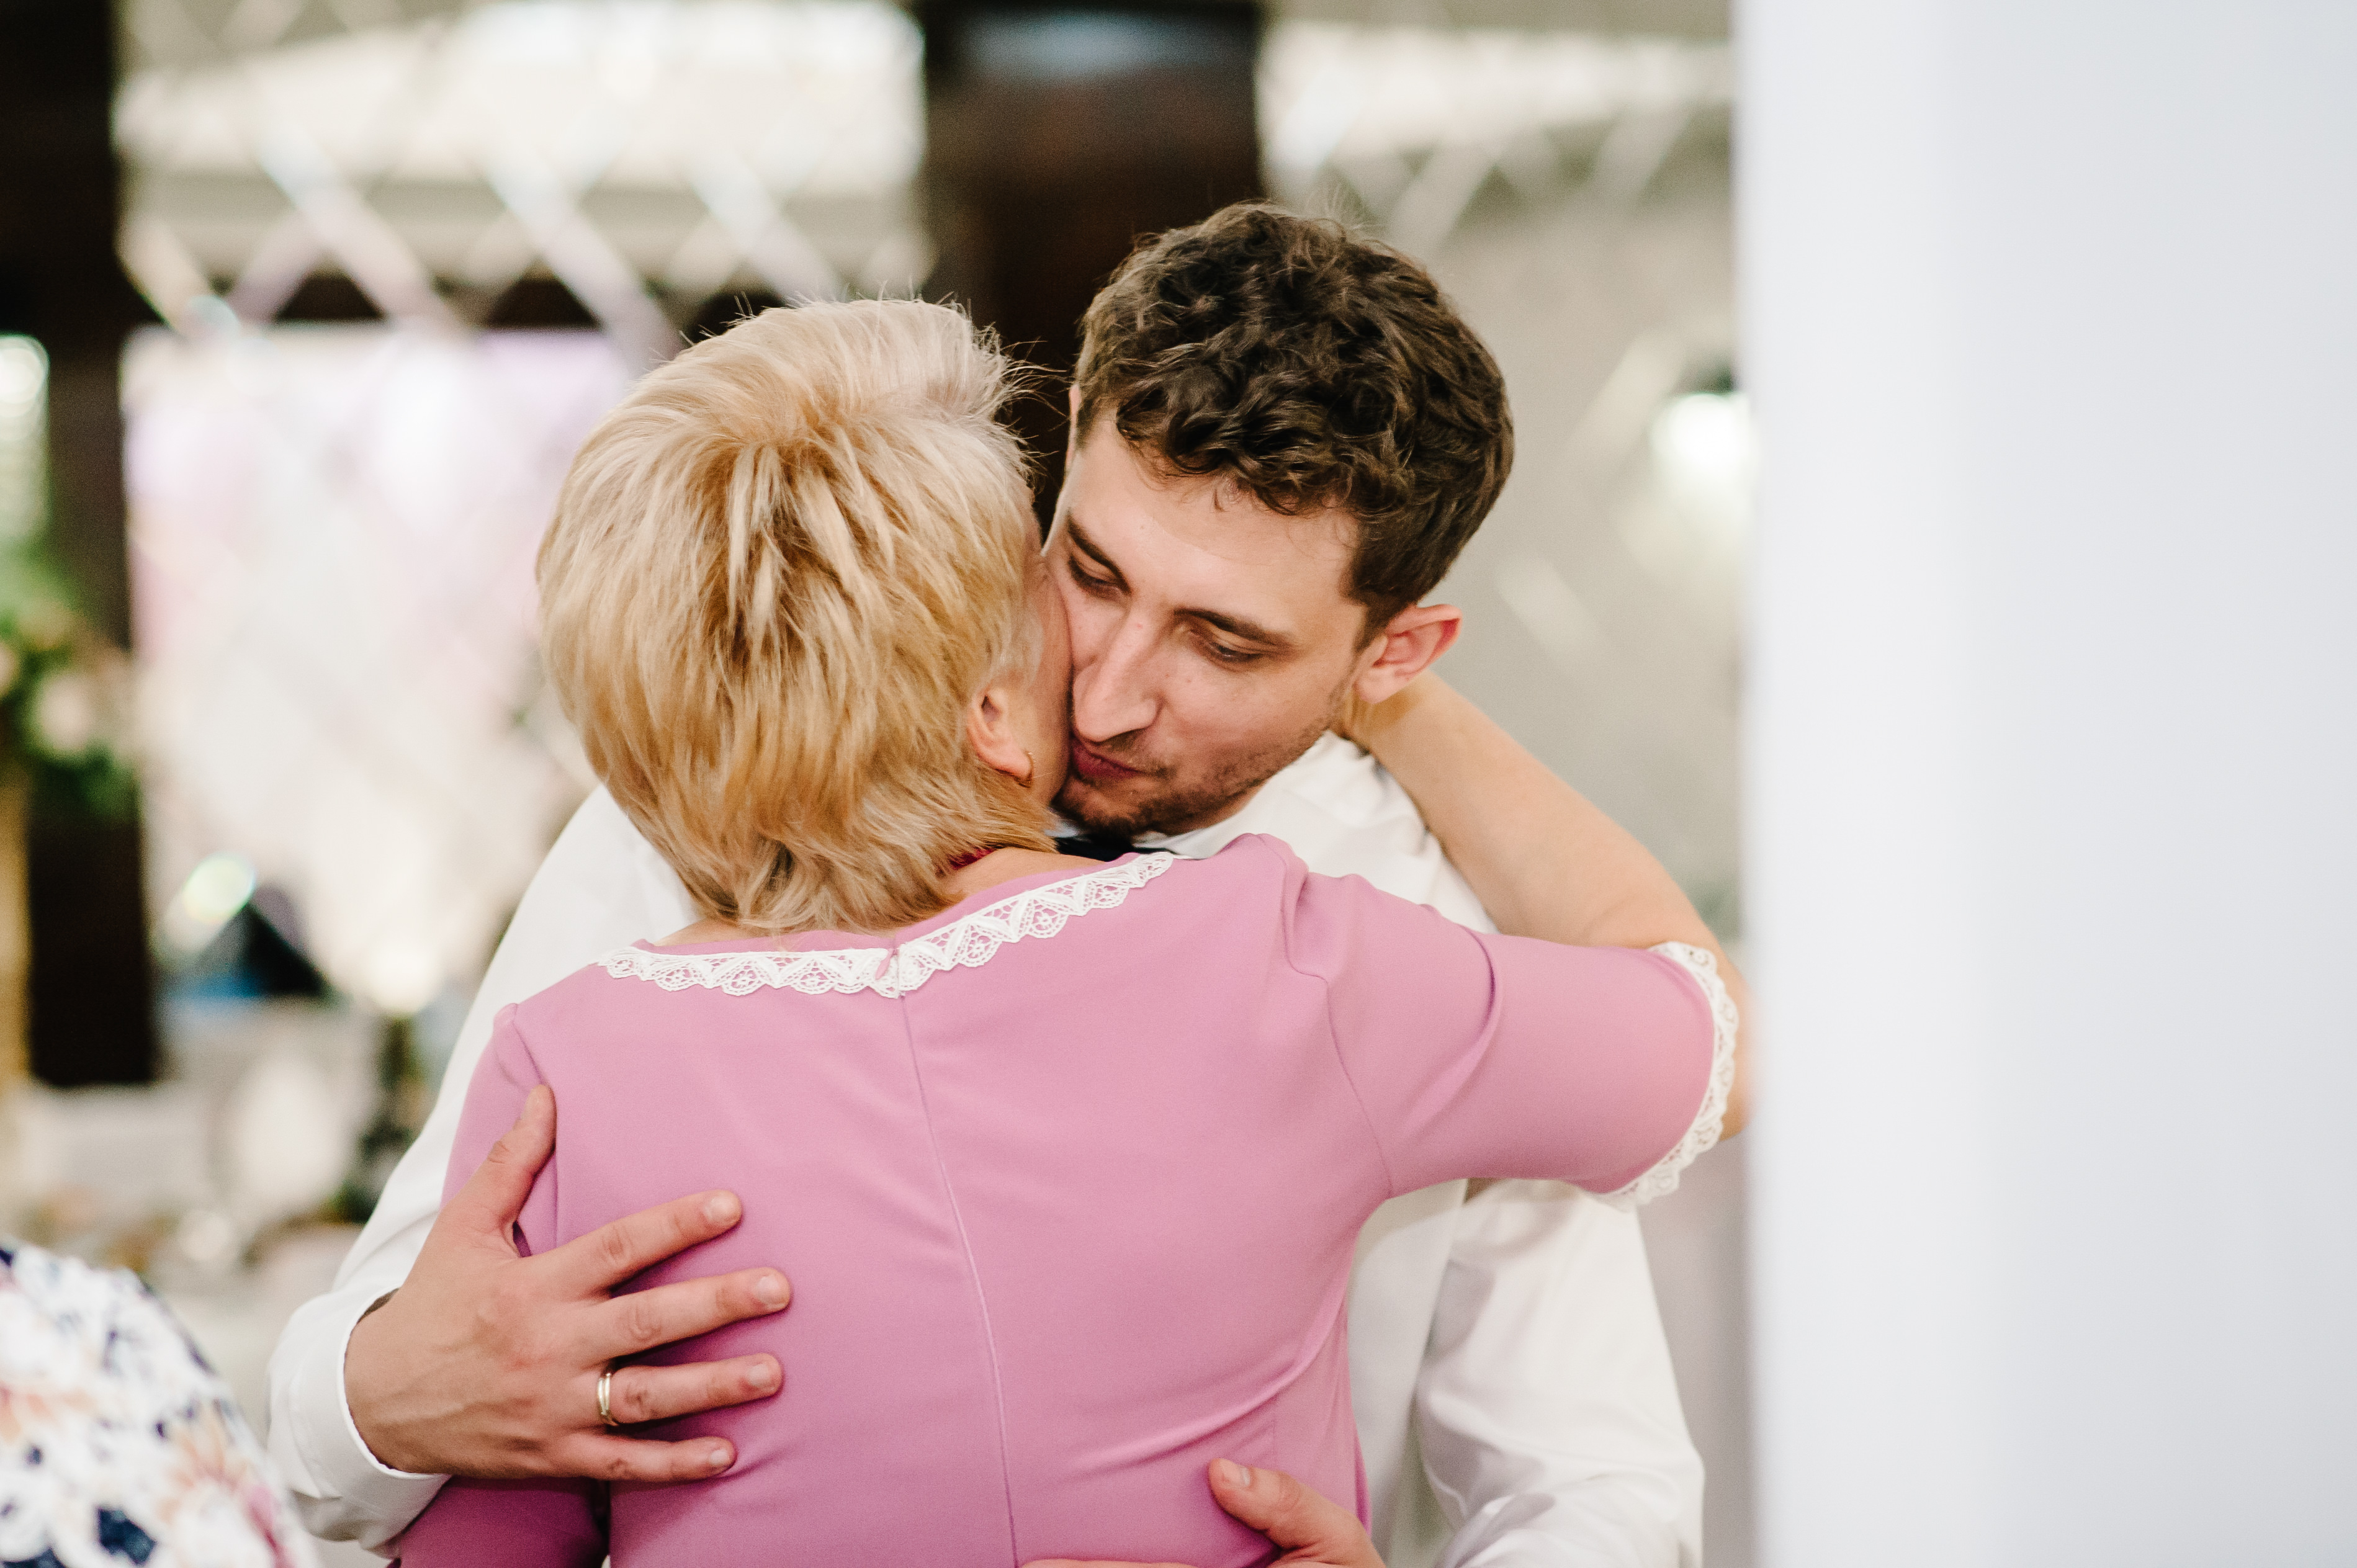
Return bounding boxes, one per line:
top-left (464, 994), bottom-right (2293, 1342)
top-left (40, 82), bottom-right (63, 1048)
top-left (266, 735), bottom-right (1704, 1565)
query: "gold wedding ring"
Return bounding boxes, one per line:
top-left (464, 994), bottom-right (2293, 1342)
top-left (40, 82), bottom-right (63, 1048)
top-left (596, 1368), bottom-right (620, 1428)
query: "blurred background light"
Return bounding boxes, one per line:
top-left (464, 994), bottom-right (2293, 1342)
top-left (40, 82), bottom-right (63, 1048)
top-left (361, 943), bottom-right (444, 1018)
top-left (0, 336), bottom-right (45, 543)
top-left (161, 849), bottom-right (256, 957)
top-left (1651, 387), bottom-right (1754, 536)
top-left (220, 1044), bottom-right (349, 1224)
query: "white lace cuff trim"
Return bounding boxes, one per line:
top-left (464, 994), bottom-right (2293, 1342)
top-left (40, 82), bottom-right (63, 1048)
top-left (598, 853), bottom-right (1177, 1000)
top-left (1594, 941), bottom-right (1740, 1211)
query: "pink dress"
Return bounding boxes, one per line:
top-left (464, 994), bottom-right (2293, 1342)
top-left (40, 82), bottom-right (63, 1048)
top-left (395, 835), bottom-right (1730, 1568)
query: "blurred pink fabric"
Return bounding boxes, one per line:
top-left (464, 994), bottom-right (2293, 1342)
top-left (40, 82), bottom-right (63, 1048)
top-left (396, 835), bottom-right (1713, 1567)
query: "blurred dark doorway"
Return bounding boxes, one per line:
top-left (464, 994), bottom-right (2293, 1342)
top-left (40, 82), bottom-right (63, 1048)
top-left (0, 0), bottom-right (159, 1086)
top-left (918, 0), bottom-right (1263, 526)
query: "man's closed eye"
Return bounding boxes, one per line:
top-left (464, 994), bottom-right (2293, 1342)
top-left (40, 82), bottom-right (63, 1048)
top-left (1068, 556), bottom-right (1121, 598)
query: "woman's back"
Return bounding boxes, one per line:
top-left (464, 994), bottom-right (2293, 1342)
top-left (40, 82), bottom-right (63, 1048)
top-left (400, 835), bottom-right (1726, 1567)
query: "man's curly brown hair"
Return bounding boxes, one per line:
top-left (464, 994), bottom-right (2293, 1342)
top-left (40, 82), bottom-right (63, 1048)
top-left (1072, 204), bottom-right (1512, 634)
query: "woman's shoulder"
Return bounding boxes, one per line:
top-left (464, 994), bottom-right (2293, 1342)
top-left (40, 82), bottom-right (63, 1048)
top-left (1096, 835), bottom-right (1306, 910)
top-left (498, 944), bottom-right (737, 1057)
top-left (1193, 831), bottom-right (1306, 878)
top-left (1103, 836), bottom-right (1314, 945)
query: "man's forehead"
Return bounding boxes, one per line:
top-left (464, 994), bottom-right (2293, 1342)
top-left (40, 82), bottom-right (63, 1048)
top-left (1077, 496), bottom-right (1350, 579)
top-left (1065, 429), bottom-right (1357, 591)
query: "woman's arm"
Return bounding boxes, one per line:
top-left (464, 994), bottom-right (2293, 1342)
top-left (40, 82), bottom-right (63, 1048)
top-left (1352, 673), bottom-right (1750, 1136)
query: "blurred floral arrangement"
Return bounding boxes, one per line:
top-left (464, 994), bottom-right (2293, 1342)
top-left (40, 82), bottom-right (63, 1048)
top-left (0, 334), bottom-right (135, 823)
top-left (0, 550), bottom-right (137, 821)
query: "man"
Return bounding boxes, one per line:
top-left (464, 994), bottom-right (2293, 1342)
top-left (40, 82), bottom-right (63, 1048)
top-left (267, 205), bottom-right (1710, 1566)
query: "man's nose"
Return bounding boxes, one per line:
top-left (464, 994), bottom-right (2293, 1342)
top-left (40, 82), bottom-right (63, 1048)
top-left (1071, 616), bottom-right (1160, 743)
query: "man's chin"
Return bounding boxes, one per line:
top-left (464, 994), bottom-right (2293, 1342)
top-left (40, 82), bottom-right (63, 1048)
top-left (1055, 769), bottom-right (1262, 840)
top-left (1053, 774), bottom-right (1160, 838)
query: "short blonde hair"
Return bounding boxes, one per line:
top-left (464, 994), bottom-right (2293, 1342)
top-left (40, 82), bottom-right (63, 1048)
top-left (539, 300), bottom-right (1053, 936)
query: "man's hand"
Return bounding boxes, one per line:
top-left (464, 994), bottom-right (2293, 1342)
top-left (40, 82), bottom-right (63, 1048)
top-left (1025, 1461), bottom-right (1383, 1568)
top-left (343, 1085), bottom-right (791, 1482)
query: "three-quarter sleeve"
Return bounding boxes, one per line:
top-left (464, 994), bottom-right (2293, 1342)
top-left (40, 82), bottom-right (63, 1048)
top-left (395, 1008), bottom-right (603, 1568)
top-left (1271, 840), bottom-right (1733, 1206)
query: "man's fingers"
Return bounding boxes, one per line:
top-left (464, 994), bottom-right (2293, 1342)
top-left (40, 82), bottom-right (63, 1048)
top-left (545, 1189), bottom-right (750, 1295)
top-left (1208, 1461), bottom-right (1380, 1566)
top-left (601, 1355), bottom-right (781, 1426)
top-left (441, 1085), bottom-right (557, 1248)
top-left (580, 1268), bottom-right (791, 1361)
top-left (549, 1433), bottom-right (739, 1485)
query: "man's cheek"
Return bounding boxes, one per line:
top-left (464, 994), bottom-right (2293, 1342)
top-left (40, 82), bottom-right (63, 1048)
top-left (1062, 599), bottom-right (1130, 680)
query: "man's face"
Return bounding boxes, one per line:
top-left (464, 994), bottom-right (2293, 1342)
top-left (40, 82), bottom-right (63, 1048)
top-left (1048, 419), bottom-right (1380, 836)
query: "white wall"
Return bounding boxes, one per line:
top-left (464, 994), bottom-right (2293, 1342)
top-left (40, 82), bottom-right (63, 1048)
top-left (1741, 3), bottom-right (2357, 1564)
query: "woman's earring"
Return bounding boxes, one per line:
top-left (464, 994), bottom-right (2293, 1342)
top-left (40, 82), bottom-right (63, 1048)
top-left (1015, 750), bottom-right (1035, 787)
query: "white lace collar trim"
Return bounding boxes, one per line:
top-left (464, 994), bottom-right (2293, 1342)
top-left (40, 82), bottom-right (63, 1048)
top-left (1595, 942), bottom-right (1741, 1211)
top-left (598, 853), bottom-right (1178, 1000)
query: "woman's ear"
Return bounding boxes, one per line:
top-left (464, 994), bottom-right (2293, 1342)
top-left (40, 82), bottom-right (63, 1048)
top-left (966, 684), bottom-right (1035, 786)
top-left (1350, 604), bottom-right (1462, 706)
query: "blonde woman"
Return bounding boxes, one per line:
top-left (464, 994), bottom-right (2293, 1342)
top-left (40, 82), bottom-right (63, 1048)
top-left (394, 300), bottom-right (1738, 1568)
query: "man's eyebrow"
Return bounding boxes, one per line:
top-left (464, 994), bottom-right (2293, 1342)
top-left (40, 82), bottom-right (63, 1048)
top-left (1185, 607), bottom-right (1296, 652)
top-left (1067, 514), bottom-right (1295, 652)
top-left (1062, 517), bottom-right (1128, 591)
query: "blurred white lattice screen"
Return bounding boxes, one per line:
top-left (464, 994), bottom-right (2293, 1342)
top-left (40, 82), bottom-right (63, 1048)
top-left (1259, 25), bottom-right (1728, 254)
top-left (127, 327), bottom-right (629, 1008)
top-left (118, 1), bottom-right (931, 362)
top-left (113, 0), bottom-right (1726, 347)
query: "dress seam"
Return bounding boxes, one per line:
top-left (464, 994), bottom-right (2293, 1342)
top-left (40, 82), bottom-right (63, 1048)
top-left (894, 992), bottom-right (1025, 1562)
top-left (1262, 840), bottom-right (1406, 1199)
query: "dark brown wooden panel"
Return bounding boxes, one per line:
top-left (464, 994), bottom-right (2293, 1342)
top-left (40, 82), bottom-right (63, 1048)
top-left (918, 0), bottom-right (1265, 525)
top-left (1, 0), bottom-right (161, 1085)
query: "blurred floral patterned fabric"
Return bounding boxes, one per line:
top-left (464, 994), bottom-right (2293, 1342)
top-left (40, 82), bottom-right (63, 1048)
top-left (0, 1240), bottom-right (318, 1568)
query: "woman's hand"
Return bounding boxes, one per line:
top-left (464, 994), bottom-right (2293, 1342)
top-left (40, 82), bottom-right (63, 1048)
top-left (1023, 1460), bottom-right (1383, 1568)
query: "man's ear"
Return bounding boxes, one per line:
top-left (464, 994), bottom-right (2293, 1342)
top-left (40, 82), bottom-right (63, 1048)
top-left (1351, 604), bottom-right (1462, 705)
top-left (966, 685), bottom-right (1033, 783)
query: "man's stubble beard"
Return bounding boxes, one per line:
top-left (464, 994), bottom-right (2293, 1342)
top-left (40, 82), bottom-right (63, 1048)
top-left (1056, 702), bottom-right (1340, 839)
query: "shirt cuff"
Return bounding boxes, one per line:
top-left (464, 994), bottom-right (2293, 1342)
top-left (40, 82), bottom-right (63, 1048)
top-left (1595, 942), bottom-right (1739, 1212)
top-left (289, 1289), bottom-right (451, 1548)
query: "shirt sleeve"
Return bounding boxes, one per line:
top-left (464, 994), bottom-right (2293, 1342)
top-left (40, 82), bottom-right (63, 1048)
top-left (1272, 840), bottom-right (1731, 1204)
top-left (1414, 1186), bottom-right (1702, 1568)
top-left (265, 787), bottom-right (694, 1551)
